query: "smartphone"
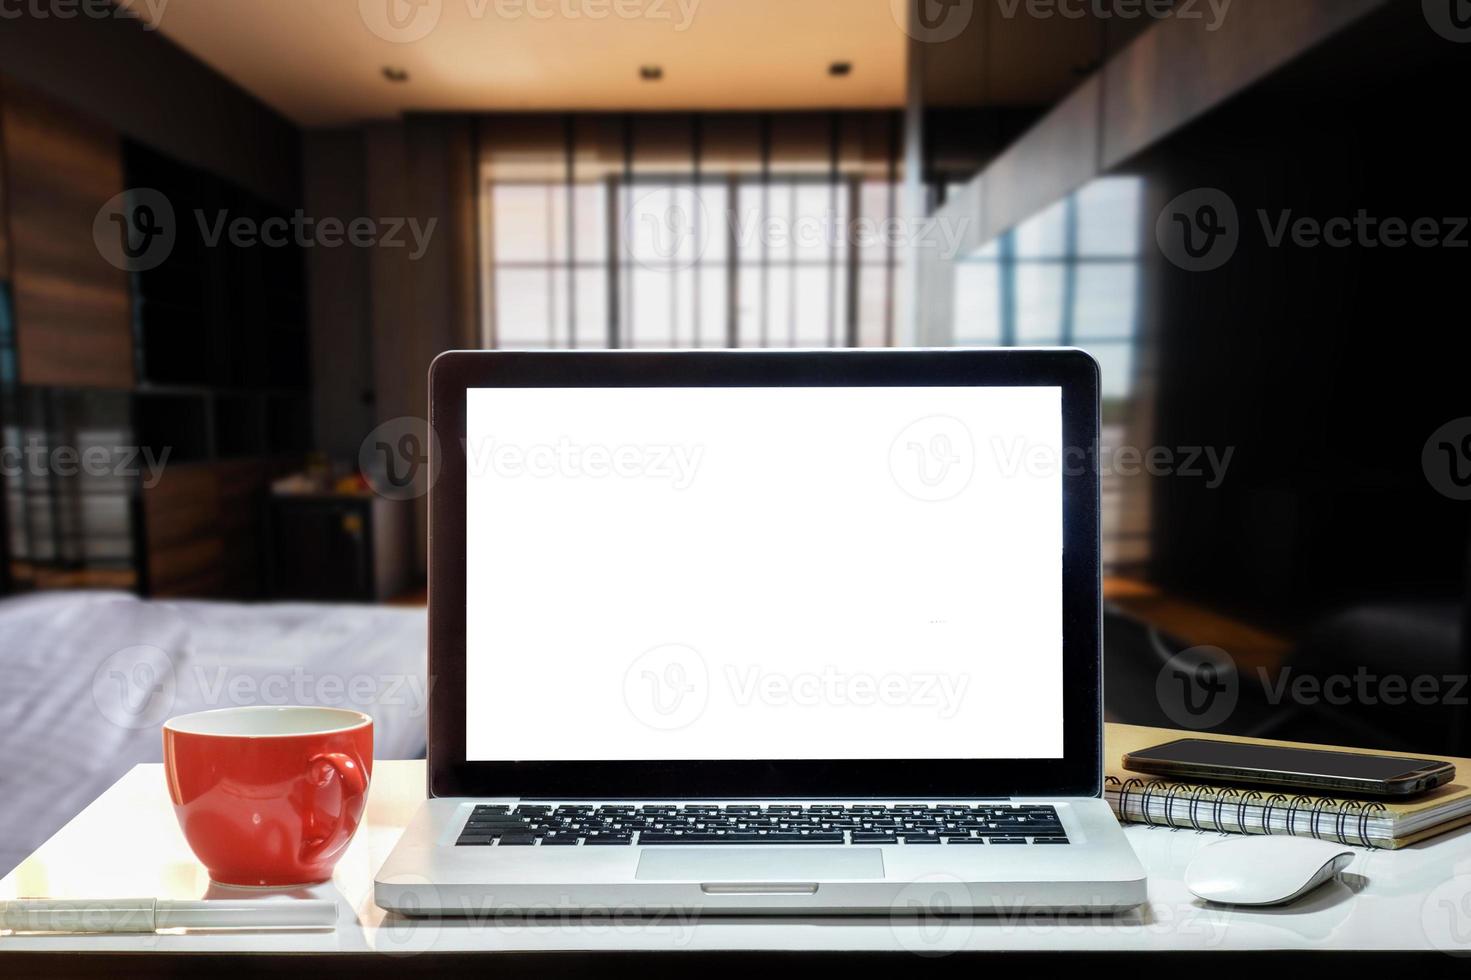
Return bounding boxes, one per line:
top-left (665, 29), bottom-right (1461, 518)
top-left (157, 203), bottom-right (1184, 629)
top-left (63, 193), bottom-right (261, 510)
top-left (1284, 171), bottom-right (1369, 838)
top-left (1122, 738), bottom-right (1456, 797)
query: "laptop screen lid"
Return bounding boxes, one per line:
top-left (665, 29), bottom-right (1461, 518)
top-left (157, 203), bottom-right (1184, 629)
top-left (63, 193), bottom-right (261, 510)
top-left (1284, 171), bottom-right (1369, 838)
top-left (427, 349), bottom-right (1101, 799)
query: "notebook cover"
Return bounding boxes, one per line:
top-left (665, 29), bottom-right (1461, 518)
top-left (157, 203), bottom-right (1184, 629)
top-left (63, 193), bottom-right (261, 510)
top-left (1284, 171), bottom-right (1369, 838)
top-left (1104, 723), bottom-right (1471, 844)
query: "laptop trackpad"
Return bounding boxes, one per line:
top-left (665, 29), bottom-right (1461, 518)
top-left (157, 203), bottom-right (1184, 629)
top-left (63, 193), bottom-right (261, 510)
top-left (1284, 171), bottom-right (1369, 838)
top-left (635, 848), bottom-right (884, 881)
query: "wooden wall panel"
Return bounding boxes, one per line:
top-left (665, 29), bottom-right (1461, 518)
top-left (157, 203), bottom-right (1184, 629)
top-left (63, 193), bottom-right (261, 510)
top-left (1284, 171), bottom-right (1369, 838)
top-left (214, 457), bottom-right (295, 598)
top-left (0, 105), bottom-right (9, 278)
top-left (1, 82), bottom-right (133, 389)
top-left (143, 457), bottom-right (299, 599)
top-left (143, 462), bottom-right (225, 597)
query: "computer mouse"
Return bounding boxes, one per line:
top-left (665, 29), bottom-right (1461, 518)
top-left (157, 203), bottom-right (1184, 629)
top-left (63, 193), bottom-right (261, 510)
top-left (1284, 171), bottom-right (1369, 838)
top-left (1184, 836), bottom-right (1354, 907)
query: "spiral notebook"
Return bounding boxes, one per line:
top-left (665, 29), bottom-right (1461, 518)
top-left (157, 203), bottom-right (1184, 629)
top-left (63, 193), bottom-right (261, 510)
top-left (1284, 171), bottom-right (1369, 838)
top-left (1104, 724), bottom-right (1471, 849)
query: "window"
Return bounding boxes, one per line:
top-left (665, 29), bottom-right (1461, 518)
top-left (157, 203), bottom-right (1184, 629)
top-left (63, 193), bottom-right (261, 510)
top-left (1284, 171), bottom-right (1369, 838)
top-left (952, 177), bottom-right (1148, 570)
top-left (479, 114), bottom-right (904, 351)
top-left (4, 388), bottom-right (135, 576)
top-left (953, 177), bottom-right (1142, 397)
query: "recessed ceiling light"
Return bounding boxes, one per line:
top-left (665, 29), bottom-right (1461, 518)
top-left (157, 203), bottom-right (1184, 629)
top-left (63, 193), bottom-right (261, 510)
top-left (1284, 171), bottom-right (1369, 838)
top-left (829, 61), bottom-right (853, 77)
top-left (382, 66), bottom-right (410, 83)
top-left (639, 65), bottom-right (664, 81)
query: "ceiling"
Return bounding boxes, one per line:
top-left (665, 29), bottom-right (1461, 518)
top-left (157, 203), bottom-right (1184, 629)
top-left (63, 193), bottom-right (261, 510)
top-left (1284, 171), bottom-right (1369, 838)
top-left (150, 0), bottom-right (909, 127)
top-left (922, 5), bottom-right (1136, 109)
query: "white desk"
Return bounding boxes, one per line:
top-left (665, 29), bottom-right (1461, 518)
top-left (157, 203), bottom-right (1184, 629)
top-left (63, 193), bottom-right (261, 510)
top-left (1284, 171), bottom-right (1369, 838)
top-left (2, 761), bottom-right (1470, 968)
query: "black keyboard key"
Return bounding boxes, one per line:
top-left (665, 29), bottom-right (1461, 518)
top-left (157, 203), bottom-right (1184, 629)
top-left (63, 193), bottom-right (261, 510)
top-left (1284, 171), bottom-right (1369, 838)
top-left (462, 803), bottom-right (1061, 848)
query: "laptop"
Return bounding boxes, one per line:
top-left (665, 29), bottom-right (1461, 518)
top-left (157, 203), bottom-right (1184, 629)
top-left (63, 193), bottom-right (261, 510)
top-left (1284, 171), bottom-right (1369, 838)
top-left (375, 348), bottom-right (1147, 915)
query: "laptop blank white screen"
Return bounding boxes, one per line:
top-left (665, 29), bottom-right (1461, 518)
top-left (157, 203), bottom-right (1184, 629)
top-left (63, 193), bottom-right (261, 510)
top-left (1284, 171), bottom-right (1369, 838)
top-left (464, 386), bottom-right (1064, 762)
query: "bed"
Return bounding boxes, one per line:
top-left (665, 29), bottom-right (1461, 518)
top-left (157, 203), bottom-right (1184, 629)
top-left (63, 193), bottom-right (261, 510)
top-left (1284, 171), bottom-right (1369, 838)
top-left (0, 590), bottom-right (427, 877)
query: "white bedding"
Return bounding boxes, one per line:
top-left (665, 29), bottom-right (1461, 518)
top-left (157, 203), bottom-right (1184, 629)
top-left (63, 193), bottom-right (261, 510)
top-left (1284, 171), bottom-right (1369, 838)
top-left (0, 590), bottom-right (427, 877)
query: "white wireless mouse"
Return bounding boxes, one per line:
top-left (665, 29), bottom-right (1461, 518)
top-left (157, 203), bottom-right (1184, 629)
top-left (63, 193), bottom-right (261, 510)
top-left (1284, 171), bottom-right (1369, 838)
top-left (1184, 836), bottom-right (1354, 906)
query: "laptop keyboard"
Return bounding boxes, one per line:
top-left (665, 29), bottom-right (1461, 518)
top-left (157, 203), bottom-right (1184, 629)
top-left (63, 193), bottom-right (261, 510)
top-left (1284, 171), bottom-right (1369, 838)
top-left (455, 803), bottom-right (1067, 846)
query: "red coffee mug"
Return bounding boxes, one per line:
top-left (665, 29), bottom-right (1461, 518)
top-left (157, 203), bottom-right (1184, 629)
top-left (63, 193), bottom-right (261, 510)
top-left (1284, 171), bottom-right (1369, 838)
top-left (163, 706), bottom-right (373, 887)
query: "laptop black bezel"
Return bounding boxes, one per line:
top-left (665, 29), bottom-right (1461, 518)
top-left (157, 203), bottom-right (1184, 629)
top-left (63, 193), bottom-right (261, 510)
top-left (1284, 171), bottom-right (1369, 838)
top-left (427, 348), bottom-right (1102, 799)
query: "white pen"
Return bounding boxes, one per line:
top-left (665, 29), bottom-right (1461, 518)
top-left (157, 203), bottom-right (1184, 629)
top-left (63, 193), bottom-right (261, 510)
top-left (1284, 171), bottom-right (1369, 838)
top-left (0, 898), bottom-right (337, 934)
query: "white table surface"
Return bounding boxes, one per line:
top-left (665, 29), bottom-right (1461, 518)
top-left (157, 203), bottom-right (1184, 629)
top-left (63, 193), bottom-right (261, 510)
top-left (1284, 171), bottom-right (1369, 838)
top-left (2, 760), bottom-right (1470, 957)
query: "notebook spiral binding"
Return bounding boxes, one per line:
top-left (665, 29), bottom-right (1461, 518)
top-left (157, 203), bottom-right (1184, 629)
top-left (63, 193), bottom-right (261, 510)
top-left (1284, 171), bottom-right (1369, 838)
top-left (1105, 776), bottom-right (1386, 848)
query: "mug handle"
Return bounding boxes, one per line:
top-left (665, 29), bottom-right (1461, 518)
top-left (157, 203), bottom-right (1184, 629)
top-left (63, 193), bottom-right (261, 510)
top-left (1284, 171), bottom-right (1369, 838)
top-left (301, 752), bottom-right (370, 865)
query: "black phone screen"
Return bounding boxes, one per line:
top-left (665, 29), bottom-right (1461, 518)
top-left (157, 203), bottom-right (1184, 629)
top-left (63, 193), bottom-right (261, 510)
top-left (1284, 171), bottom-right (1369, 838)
top-left (1133, 739), bottom-right (1440, 781)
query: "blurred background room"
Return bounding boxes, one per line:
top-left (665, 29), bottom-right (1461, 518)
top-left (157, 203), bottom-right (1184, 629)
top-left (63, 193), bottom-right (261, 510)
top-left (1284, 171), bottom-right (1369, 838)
top-left (0, 0), bottom-right (1468, 873)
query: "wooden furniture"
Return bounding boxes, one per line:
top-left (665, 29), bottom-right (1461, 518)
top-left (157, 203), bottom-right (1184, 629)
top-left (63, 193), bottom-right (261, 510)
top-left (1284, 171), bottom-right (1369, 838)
top-left (266, 492), bottom-right (413, 602)
top-left (0, 79), bottom-right (311, 599)
top-left (141, 459), bottom-right (295, 598)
